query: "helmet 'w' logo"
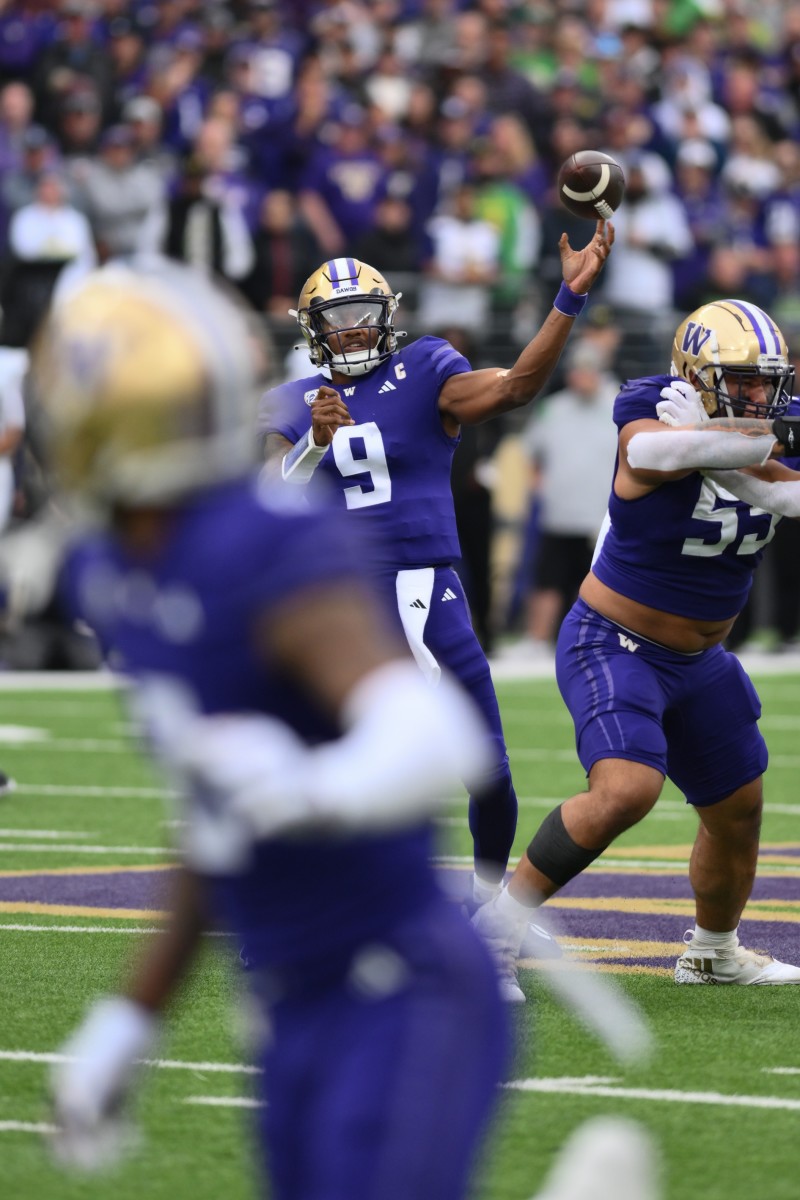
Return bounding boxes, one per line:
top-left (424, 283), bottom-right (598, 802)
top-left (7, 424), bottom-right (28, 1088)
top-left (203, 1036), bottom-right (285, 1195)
top-left (682, 322), bottom-right (713, 356)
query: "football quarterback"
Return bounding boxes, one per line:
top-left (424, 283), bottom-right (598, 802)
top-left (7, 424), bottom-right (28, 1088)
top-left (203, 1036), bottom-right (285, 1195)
top-left (261, 227), bottom-right (614, 993)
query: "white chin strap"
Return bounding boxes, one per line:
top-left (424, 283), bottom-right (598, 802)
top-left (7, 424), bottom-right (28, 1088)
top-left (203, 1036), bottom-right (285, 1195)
top-left (328, 348), bottom-right (381, 377)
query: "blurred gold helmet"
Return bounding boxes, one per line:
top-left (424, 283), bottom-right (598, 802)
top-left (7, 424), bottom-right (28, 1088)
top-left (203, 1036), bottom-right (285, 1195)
top-left (32, 259), bottom-right (261, 507)
top-left (292, 258), bottom-right (402, 377)
top-left (671, 299), bottom-right (794, 419)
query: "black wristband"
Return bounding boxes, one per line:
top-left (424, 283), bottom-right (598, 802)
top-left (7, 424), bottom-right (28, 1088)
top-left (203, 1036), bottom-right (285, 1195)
top-left (773, 415), bottom-right (800, 455)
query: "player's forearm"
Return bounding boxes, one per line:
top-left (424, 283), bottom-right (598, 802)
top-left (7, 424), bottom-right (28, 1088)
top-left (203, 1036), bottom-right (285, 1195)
top-left (494, 295), bottom-right (585, 411)
top-left (626, 419), bottom-right (787, 473)
top-left (122, 867), bottom-right (207, 1014)
top-left (704, 469), bottom-right (800, 519)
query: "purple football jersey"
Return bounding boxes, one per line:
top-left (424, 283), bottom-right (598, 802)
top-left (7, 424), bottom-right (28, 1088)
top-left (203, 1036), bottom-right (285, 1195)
top-left (592, 375), bottom-right (800, 621)
top-left (61, 478), bottom-right (440, 978)
top-left (260, 336), bottom-right (471, 569)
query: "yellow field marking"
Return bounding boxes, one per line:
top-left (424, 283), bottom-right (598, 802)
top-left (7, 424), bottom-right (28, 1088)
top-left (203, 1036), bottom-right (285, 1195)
top-left (0, 863), bottom-right (176, 878)
top-left (0, 901), bottom-right (167, 920)
top-left (548, 896), bottom-right (800, 922)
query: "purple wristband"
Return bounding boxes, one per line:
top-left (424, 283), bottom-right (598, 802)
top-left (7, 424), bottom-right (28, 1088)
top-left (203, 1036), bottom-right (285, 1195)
top-left (553, 282), bottom-right (588, 318)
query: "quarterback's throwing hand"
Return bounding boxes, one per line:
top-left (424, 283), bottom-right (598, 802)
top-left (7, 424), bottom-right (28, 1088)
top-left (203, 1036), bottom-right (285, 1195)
top-left (310, 385), bottom-right (354, 446)
top-left (559, 219), bottom-right (615, 294)
top-left (657, 379), bottom-right (709, 427)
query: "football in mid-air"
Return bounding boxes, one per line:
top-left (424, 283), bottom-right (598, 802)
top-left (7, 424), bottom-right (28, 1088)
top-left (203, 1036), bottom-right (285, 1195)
top-left (557, 151), bottom-right (626, 220)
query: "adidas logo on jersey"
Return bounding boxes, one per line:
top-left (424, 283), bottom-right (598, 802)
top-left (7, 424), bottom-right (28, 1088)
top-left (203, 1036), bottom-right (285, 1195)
top-left (441, 588), bottom-right (457, 601)
top-left (410, 598), bottom-right (427, 609)
top-left (378, 381), bottom-right (397, 394)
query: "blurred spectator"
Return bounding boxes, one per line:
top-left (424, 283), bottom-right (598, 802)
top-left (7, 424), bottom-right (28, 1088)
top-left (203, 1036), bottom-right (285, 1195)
top-left (352, 189), bottom-right (424, 278)
top-left (72, 123), bottom-right (166, 262)
top-left (705, 161), bottom-right (776, 311)
top-left (417, 181), bottom-right (500, 339)
top-left (34, 0), bottom-right (113, 129)
top-left (650, 55), bottom-right (731, 162)
top-left (364, 41), bottom-right (415, 124)
top-left (507, 337), bottom-right (620, 657)
top-left (0, 170), bottom-right (95, 347)
top-left (471, 135), bottom-right (540, 315)
top-left (298, 105), bottom-right (387, 258)
top-left (53, 78), bottom-right (102, 160)
top-left (671, 137), bottom-right (723, 311)
top-left (0, 347), bottom-right (26, 533)
top-left (479, 21), bottom-right (552, 143)
top-left (0, 124), bottom-right (62, 239)
top-left (446, 326), bottom-right (502, 653)
top-left (123, 95), bottom-right (177, 182)
top-left (164, 153), bottom-right (255, 285)
top-left (602, 151), bottom-right (692, 377)
top-left (430, 94), bottom-right (478, 209)
top-left (244, 188), bottom-right (322, 318)
top-left (0, 7), bottom-right (49, 87)
top-left (0, 80), bottom-right (35, 175)
top-left (106, 15), bottom-right (147, 115)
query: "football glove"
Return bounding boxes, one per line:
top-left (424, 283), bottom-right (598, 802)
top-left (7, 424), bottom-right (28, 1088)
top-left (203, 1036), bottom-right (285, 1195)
top-left (49, 997), bottom-right (159, 1172)
top-left (656, 379), bottom-right (709, 427)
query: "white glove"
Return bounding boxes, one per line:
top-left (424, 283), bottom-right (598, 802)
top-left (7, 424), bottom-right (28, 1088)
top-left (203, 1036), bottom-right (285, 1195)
top-left (49, 997), bottom-right (159, 1172)
top-left (0, 510), bottom-right (68, 619)
top-left (177, 713), bottom-right (313, 839)
top-left (656, 379), bottom-right (709, 427)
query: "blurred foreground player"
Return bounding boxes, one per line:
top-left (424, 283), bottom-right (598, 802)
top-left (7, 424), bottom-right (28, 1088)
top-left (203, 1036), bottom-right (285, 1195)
top-left (37, 260), bottom-right (508, 1198)
top-left (474, 298), bottom-right (800, 997)
top-left (260, 223), bottom-right (613, 928)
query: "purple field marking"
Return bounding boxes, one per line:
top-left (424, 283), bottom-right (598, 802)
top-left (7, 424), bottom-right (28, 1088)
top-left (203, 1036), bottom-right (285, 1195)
top-left (1, 864), bottom-right (797, 969)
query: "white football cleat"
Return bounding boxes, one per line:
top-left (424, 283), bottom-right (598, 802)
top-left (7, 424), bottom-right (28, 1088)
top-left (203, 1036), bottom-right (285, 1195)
top-left (675, 929), bottom-right (800, 985)
top-left (533, 1116), bottom-right (660, 1200)
top-left (471, 899), bottom-right (526, 1004)
top-left (519, 919), bottom-right (563, 960)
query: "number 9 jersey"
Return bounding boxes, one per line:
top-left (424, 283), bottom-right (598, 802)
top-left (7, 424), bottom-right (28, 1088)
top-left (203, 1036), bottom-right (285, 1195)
top-left (592, 374), bottom-right (800, 621)
top-left (260, 337), bottom-right (472, 570)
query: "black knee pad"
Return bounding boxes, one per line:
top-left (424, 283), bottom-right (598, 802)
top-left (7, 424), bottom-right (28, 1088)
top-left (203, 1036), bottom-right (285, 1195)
top-left (526, 805), bottom-right (606, 888)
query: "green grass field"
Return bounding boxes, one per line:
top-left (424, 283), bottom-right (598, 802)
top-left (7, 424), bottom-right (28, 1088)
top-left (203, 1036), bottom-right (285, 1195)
top-left (0, 671), bottom-right (798, 1200)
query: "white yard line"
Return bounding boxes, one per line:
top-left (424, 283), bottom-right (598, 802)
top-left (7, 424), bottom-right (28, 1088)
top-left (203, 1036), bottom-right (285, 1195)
top-left (14, 785), bottom-right (172, 798)
top-left (0, 924), bottom-right (229, 936)
top-left (505, 1077), bottom-right (800, 1111)
top-left (0, 1049), bottom-right (260, 1073)
top-left (184, 1096), bottom-right (265, 1108)
top-left (0, 1120), bottom-right (58, 1134)
top-left (0, 829), bottom-right (93, 839)
top-left (0, 842), bottom-right (171, 854)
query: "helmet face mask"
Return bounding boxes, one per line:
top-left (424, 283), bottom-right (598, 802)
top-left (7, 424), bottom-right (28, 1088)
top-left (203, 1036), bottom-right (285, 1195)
top-left (293, 259), bottom-right (402, 377)
top-left (671, 299), bottom-right (794, 420)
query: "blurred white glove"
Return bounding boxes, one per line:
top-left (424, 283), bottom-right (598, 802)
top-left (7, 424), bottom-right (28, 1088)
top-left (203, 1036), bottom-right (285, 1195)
top-left (49, 997), bottom-right (159, 1172)
top-left (656, 379), bottom-right (709, 427)
top-left (0, 511), bottom-right (68, 619)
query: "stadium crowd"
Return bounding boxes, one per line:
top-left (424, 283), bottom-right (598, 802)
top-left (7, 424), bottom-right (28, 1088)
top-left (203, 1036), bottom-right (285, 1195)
top-left (1, 0), bottom-right (800, 662)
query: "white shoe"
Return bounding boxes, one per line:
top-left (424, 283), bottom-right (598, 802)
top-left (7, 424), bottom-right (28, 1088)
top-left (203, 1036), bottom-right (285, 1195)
top-left (533, 1116), bottom-right (660, 1200)
top-left (519, 920), bottom-right (563, 960)
top-left (675, 929), bottom-right (800, 985)
top-left (471, 899), bottom-right (526, 1004)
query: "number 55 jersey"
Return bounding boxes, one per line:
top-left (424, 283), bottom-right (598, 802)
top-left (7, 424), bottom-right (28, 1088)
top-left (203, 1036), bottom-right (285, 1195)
top-left (592, 374), bottom-right (800, 621)
top-left (260, 337), bottom-right (471, 571)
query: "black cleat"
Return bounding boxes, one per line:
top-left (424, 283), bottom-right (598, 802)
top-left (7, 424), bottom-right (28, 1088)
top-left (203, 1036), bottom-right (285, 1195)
top-left (0, 771), bottom-right (16, 796)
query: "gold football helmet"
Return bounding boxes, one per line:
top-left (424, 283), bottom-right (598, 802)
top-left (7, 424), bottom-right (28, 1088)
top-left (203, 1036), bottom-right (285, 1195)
top-left (31, 260), bottom-right (260, 507)
top-left (671, 299), bottom-right (794, 419)
top-left (291, 258), bottom-right (402, 377)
